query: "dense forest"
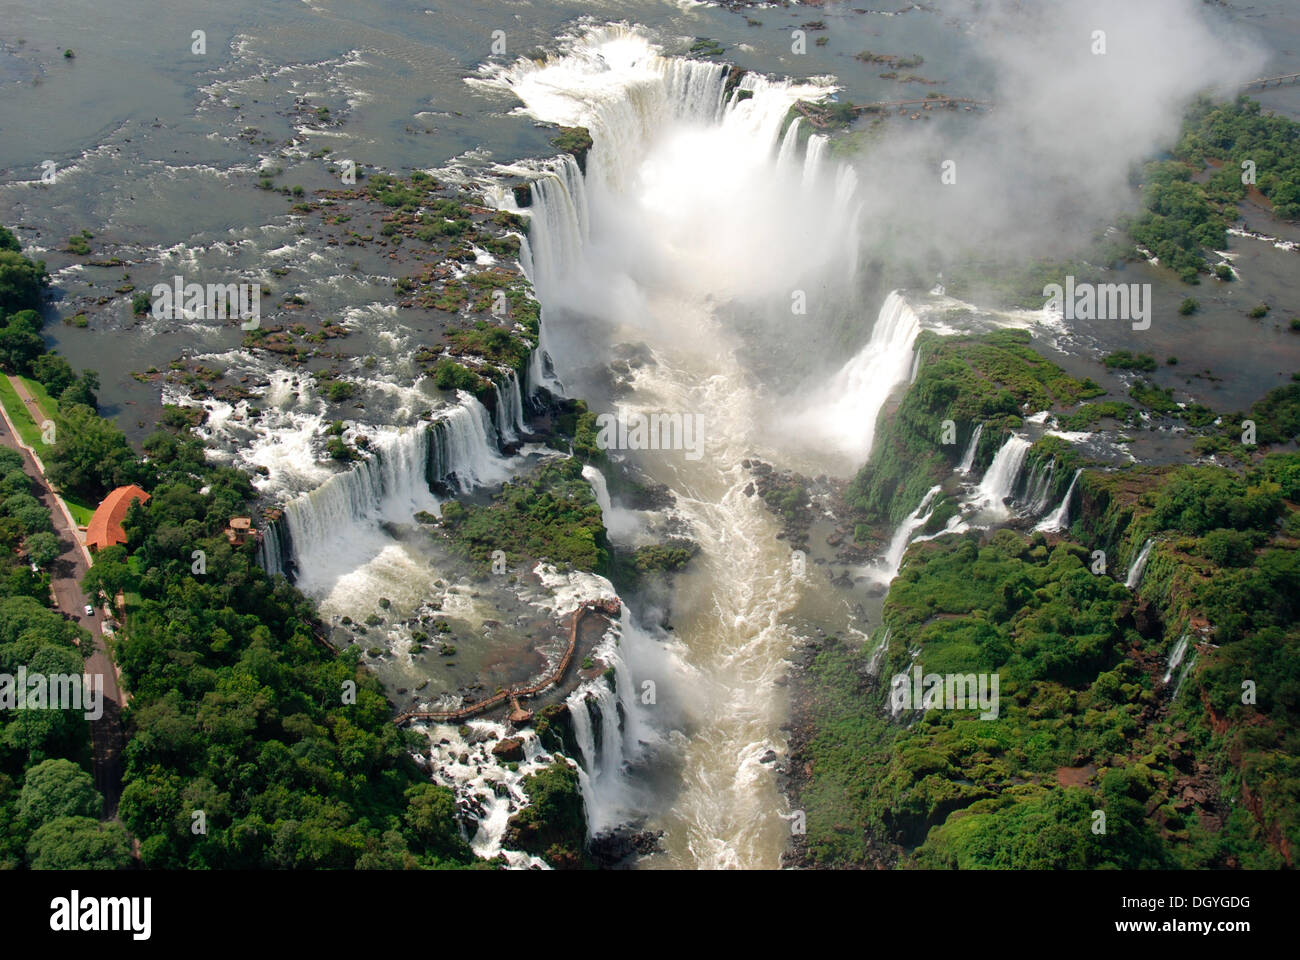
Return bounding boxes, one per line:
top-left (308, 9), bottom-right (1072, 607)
top-left (1126, 96), bottom-right (1300, 282)
top-left (790, 334), bottom-right (1300, 869)
top-left (0, 224), bottom-right (480, 868)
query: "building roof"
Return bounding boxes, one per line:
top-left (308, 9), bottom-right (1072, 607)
top-left (86, 485), bottom-right (150, 551)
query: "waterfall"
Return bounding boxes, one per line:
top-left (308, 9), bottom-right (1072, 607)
top-left (1162, 634), bottom-right (1190, 685)
top-left (257, 515), bottom-right (288, 577)
top-left (957, 423), bottom-right (983, 475)
top-left (777, 117), bottom-right (802, 167)
top-left (1023, 460), bottom-right (1057, 516)
top-left (581, 463), bottom-right (639, 541)
top-left (866, 627), bottom-right (891, 677)
top-left (523, 158), bottom-right (589, 303)
top-left (561, 602), bottom-right (657, 835)
top-left (275, 394), bottom-right (508, 589)
top-left (1171, 653), bottom-right (1197, 701)
top-left (428, 392), bottom-right (512, 494)
top-left (975, 435), bottom-right (1031, 514)
top-left (492, 370), bottom-right (527, 444)
top-left (481, 25), bottom-right (856, 867)
top-left (1125, 538), bottom-right (1156, 591)
top-left (801, 133), bottom-right (828, 187)
top-left (281, 424), bottom-right (441, 591)
top-left (795, 292), bottom-right (923, 463)
top-left (1035, 468), bottom-right (1082, 533)
top-left (871, 485), bottom-right (942, 584)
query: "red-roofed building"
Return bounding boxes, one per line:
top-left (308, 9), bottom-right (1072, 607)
top-left (86, 485), bottom-right (150, 552)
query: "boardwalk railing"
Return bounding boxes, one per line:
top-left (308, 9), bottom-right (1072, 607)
top-left (393, 597), bottom-right (619, 726)
top-left (1241, 74), bottom-right (1300, 89)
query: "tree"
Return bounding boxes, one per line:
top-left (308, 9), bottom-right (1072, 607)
top-left (18, 759), bottom-right (102, 827)
top-left (31, 353), bottom-right (75, 397)
top-left (0, 250), bottom-right (48, 315)
top-left (403, 783), bottom-right (473, 864)
top-left (26, 816), bottom-right (131, 869)
top-left (59, 371), bottom-right (99, 411)
top-left (0, 322), bottom-right (44, 374)
top-left (14, 504), bottom-right (52, 536)
top-left (81, 544), bottom-right (130, 600)
top-left (45, 404), bottom-right (143, 501)
top-left (23, 531), bottom-right (60, 567)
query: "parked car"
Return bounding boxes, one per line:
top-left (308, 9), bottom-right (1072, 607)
top-left (84, 604), bottom-right (95, 617)
top-left (30, 562), bottom-right (39, 573)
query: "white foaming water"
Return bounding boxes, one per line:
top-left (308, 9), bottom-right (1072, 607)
top-left (1035, 468), bottom-right (1082, 533)
top-left (581, 464), bottom-right (641, 542)
top-left (787, 292), bottom-right (923, 466)
top-left (957, 423), bottom-right (983, 475)
top-left (1163, 634), bottom-right (1190, 686)
top-left (974, 435), bottom-right (1032, 516)
top-left (869, 485), bottom-right (942, 585)
top-left (483, 24), bottom-right (860, 868)
top-left (278, 393), bottom-right (510, 597)
top-left (493, 369), bottom-right (528, 443)
top-left (866, 627), bottom-right (891, 677)
top-left (1125, 537), bottom-right (1156, 591)
top-left (1023, 459), bottom-right (1058, 516)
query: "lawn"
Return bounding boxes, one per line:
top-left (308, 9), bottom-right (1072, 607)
top-left (0, 375), bottom-right (95, 526)
top-left (0, 375), bottom-right (45, 449)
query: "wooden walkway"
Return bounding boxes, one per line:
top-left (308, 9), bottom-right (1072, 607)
top-left (393, 597), bottom-right (619, 726)
top-left (1242, 73), bottom-right (1300, 90)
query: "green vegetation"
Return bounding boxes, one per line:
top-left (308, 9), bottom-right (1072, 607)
top-left (0, 443), bottom-right (100, 865)
top-left (83, 410), bottom-right (479, 869)
top-left (1127, 96), bottom-right (1300, 282)
top-left (794, 329), bottom-right (1300, 869)
top-left (1057, 401), bottom-right (1135, 431)
top-left (847, 328), bottom-right (1100, 527)
top-left (551, 127), bottom-right (593, 173)
top-left (436, 458), bottom-right (607, 573)
top-left (502, 760), bottom-right (588, 868)
top-left (688, 38), bottom-right (725, 58)
top-left (1103, 350), bottom-right (1157, 372)
top-left (630, 542), bottom-right (694, 573)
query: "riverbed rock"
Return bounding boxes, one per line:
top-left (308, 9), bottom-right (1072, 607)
top-left (492, 737), bottom-right (526, 762)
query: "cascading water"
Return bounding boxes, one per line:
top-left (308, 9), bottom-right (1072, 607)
top-left (1035, 468), bottom-right (1082, 533)
top-left (866, 627), bottom-right (891, 677)
top-left (270, 393), bottom-right (509, 593)
top-left (1162, 634), bottom-right (1190, 685)
top-left (480, 24), bottom-right (865, 868)
top-left (870, 485), bottom-right (942, 585)
top-left (581, 463), bottom-right (640, 542)
top-left (957, 423), bottom-right (984, 475)
top-left (791, 292), bottom-right (923, 465)
top-left (1023, 459), bottom-right (1058, 516)
top-left (1125, 537), bottom-right (1155, 591)
top-left (974, 435), bottom-right (1031, 516)
top-left (428, 392), bottom-right (513, 494)
top-left (560, 599), bottom-right (664, 835)
top-left (492, 370), bottom-right (528, 444)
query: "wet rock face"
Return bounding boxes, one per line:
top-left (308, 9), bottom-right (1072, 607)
top-left (587, 826), bottom-right (665, 868)
top-left (491, 737), bottom-right (525, 762)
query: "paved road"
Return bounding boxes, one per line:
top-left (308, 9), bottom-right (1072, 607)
top-left (0, 388), bottom-right (125, 817)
